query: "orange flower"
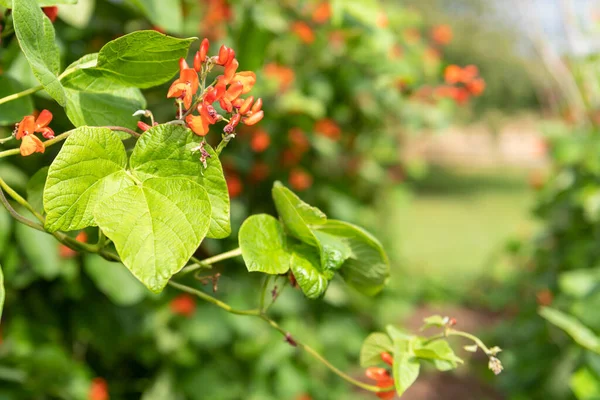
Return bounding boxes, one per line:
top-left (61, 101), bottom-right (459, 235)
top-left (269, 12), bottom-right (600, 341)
top-left (431, 24), bottom-right (453, 45)
top-left (186, 103), bottom-right (217, 136)
top-left (170, 294), bottom-right (196, 317)
top-left (460, 65), bottom-right (479, 83)
top-left (167, 62), bottom-right (199, 109)
top-left (381, 352), bottom-right (394, 366)
top-left (376, 12), bottom-right (388, 28)
top-left (466, 78), bottom-right (485, 96)
top-left (232, 71), bottom-right (256, 94)
top-left (226, 173), bottom-right (243, 198)
top-left (314, 118), bottom-right (341, 140)
top-left (15, 110), bottom-right (54, 156)
top-left (444, 65), bottom-right (462, 84)
top-left (250, 129), bottom-right (270, 152)
top-left (42, 6), bottom-right (59, 23)
top-left (365, 367), bottom-right (395, 400)
top-left (242, 110), bottom-right (264, 126)
top-left (88, 377), bottom-right (109, 400)
top-left (59, 231), bottom-right (88, 258)
top-left (292, 21), bottom-right (315, 44)
top-left (312, 2), bottom-right (331, 24)
top-left (289, 168), bottom-right (313, 191)
top-left (288, 128), bottom-right (310, 154)
top-left (264, 63), bottom-right (295, 91)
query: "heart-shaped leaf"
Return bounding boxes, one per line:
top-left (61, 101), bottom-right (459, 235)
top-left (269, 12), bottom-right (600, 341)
top-left (94, 177), bottom-right (211, 293)
top-left (130, 124), bottom-right (230, 238)
top-left (360, 332), bottom-right (393, 368)
top-left (44, 127), bottom-right (134, 232)
top-left (239, 214), bottom-right (292, 275)
top-left (392, 338), bottom-right (421, 396)
top-left (94, 30), bottom-right (196, 88)
top-left (12, 0), bottom-right (66, 105)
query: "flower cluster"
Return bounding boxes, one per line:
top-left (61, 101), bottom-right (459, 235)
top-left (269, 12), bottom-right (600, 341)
top-left (439, 64), bottom-right (486, 104)
top-left (365, 352), bottom-right (395, 399)
top-left (166, 38), bottom-right (263, 137)
top-left (13, 110), bottom-right (55, 156)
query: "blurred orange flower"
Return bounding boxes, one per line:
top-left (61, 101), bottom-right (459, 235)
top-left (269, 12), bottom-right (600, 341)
top-left (289, 168), bottom-right (313, 191)
top-left (431, 24), bottom-right (453, 45)
top-left (376, 12), bottom-right (389, 28)
top-left (314, 118), bottom-right (341, 140)
top-left (288, 127), bottom-right (310, 154)
top-left (88, 377), bottom-right (109, 400)
top-left (264, 63), bottom-right (295, 92)
top-left (251, 129), bottom-right (271, 152)
top-left (170, 294), bottom-right (196, 317)
top-left (226, 173), bottom-right (243, 198)
top-left (59, 231), bottom-right (88, 259)
top-left (292, 21), bottom-right (315, 44)
top-left (312, 2), bottom-right (331, 24)
top-left (444, 65), bottom-right (462, 84)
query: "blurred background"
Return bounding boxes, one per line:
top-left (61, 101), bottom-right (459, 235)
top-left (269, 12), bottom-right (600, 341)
top-left (2, 0), bottom-right (600, 399)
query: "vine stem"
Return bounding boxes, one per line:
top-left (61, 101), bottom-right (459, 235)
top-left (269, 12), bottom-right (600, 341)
top-left (179, 247), bottom-right (242, 275)
top-left (0, 85), bottom-right (43, 106)
top-left (168, 280), bottom-right (388, 394)
top-left (424, 329), bottom-right (494, 355)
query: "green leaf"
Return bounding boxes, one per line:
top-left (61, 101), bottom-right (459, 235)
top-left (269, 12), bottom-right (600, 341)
top-left (0, 263), bottom-right (4, 322)
top-left (392, 338), bottom-right (420, 396)
top-left (26, 167), bottom-right (48, 214)
top-left (0, 0), bottom-right (78, 9)
top-left (0, 75), bottom-right (34, 125)
top-left (421, 315), bottom-right (447, 330)
top-left (94, 177), bottom-right (211, 293)
top-left (62, 68), bottom-right (147, 129)
top-left (571, 367), bottom-right (600, 400)
top-left (44, 127), bottom-right (134, 232)
top-left (128, 0), bottom-right (184, 35)
top-left (559, 268), bottom-right (600, 299)
top-left (84, 254), bottom-right (146, 306)
top-left (360, 332), bottom-right (393, 367)
top-left (130, 124), bottom-right (230, 238)
top-left (312, 229), bottom-right (351, 272)
top-left (414, 340), bottom-right (463, 371)
top-left (540, 307), bottom-right (600, 353)
top-left (239, 214), bottom-right (291, 275)
top-left (15, 221), bottom-right (61, 279)
top-left (313, 220), bottom-right (390, 296)
top-left (12, 0), bottom-right (67, 105)
top-left (289, 244), bottom-right (329, 299)
top-left (95, 30), bottom-right (196, 88)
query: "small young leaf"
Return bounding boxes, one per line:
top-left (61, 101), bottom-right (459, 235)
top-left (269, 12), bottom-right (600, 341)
top-left (94, 177), bottom-right (211, 293)
top-left (289, 244), bottom-right (329, 299)
top-left (414, 340), bottom-right (463, 371)
top-left (392, 338), bottom-right (420, 396)
top-left (84, 254), bottom-right (146, 306)
top-left (464, 344), bottom-right (478, 353)
top-left (360, 332), bottom-right (393, 368)
top-left (313, 220), bottom-right (390, 296)
top-left (44, 127), bottom-right (134, 232)
top-left (540, 307), bottom-right (600, 353)
top-left (12, 0), bottom-right (67, 105)
top-left (94, 31), bottom-right (196, 88)
top-left (0, 75), bottom-right (34, 125)
top-left (130, 124), bottom-right (230, 238)
top-left (313, 230), bottom-right (351, 272)
top-left (239, 214), bottom-right (292, 275)
top-left (421, 315), bottom-right (447, 330)
top-left (272, 181), bottom-right (325, 247)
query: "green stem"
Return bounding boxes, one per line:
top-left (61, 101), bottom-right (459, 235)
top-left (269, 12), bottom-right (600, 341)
top-left (0, 85), bottom-right (43, 106)
top-left (0, 136), bottom-right (14, 145)
top-left (0, 176), bottom-right (43, 222)
top-left (446, 329), bottom-right (494, 355)
top-left (215, 134), bottom-right (235, 155)
top-left (179, 247), bottom-right (242, 275)
top-left (0, 187), bottom-right (45, 232)
top-left (259, 276), bottom-right (271, 312)
top-left (104, 126), bottom-right (140, 138)
top-left (0, 129), bottom-right (73, 160)
top-left (168, 281), bottom-right (260, 316)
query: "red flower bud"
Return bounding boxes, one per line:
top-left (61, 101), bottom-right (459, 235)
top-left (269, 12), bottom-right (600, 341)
top-left (137, 121), bottom-right (151, 132)
top-left (217, 45), bottom-right (231, 65)
top-left (380, 352), bottom-right (393, 366)
top-left (194, 52), bottom-right (202, 72)
top-left (232, 98), bottom-right (245, 109)
top-left (179, 58), bottom-right (189, 71)
top-left (242, 110), bottom-right (264, 126)
top-left (224, 113), bottom-right (241, 134)
top-left (42, 6), bottom-right (58, 23)
top-left (251, 98), bottom-right (263, 114)
top-left (199, 38), bottom-right (209, 62)
top-left (223, 58), bottom-right (239, 84)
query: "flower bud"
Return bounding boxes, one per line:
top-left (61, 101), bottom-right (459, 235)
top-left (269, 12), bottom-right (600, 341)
top-left (217, 45), bottom-right (231, 65)
top-left (179, 58), bottom-right (189, 71)
top-left (242, 110), bottom-right (264, 126)
top-left (251, 98), bottom-right (263, 113)
top-left (137, 121), bottom-right (151, 132)
top-left (224, 113), bottom-right (241, 134)
top-left (239, 96), bottom-right (254, 115)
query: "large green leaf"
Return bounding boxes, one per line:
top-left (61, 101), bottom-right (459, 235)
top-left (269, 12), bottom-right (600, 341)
top-left (127, 0), bottom-right (183, 35)
top-left (313, 220), bottom-right (390, 296)
top-left (360, 332), bottom-right (393, 368)
top-left (0, 75), bottom-right (34, 125)
top-left (289, 244), bottom-right (329, 299)
top-left (239, 214), bottom-right (291, 275)
top-left (84, 254), bottom-right (146, 306)
top-left (26, 167), bottom-right (49, 214)
top-left (62, 68), bottom-right (147, 129)
top-left (540, 307), bottom-right (600, 353)
top-left (130, 124), bottom-right (230, 238)
top-left (94, 31), bottom-right (196, 88)
top-left (94, 177), bottom-right (211, 293)
top-left (12, 0), bottom-right (67, 105)
top-left (392, 338), bottom-right (420, 397)
top-left (44, 127), bottom-right (134, 232)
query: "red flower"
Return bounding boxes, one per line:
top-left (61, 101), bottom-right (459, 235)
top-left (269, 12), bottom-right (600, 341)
top-left (431, 24), bottom-right (453, 45)
top-left (250, 129), bottom-right (270, 152)
top-left (88, 377), bottom-right (109, 400)
top-left (314, 118), bottom-right (341, 140)
top-left (15, 110), bottom-right (54, 156)
top-left (292, 22), bottom-right (315, 44)
top-left (289, 168), bottom-right (313, 191)
top-left (444, 65), bottom-right (462, 84)
top-left (42, 6), bottom-right (59, 23)
top-left (167, 61), bottom-right (199, 110)
top-left (381, 352), bottom-right (394, 366)
top-left (365, 367), bottom-right (395, 400)
top-left (194, 38), bottom-right (210, 71)
top-left (466, 78), bottom-right (486, 96)
top-left (59, 231), bottom-right (88, 259)
top-left (312, 2), bottom-right (331, 24)
top-left (170, 294), bottom-right (196, 317)
top-left (226, 173), bottom-right (243, 198)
